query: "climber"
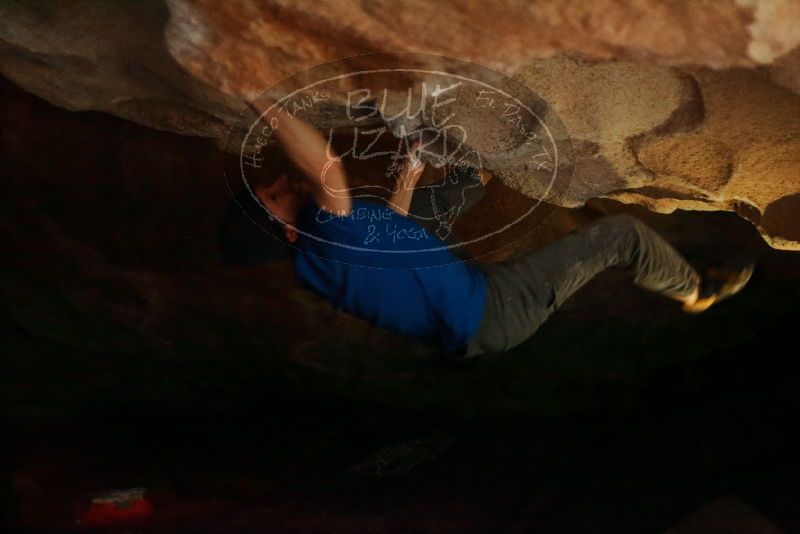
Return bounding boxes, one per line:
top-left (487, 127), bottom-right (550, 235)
top-left (220, 102), bottom-right (754, 358)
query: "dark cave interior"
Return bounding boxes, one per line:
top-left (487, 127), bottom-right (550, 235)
top-left (2, 75), bottom-right (800, 532)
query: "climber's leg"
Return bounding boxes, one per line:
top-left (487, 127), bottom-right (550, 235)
top-left (464, 214), bottom-right (701, 356)
top-left (505, 214), bottom-right (700, 308)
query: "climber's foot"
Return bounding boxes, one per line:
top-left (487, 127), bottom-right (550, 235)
top-left (682, 261), bottom-right (754, 314)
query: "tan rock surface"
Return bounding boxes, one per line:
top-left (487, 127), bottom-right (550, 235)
top-left (164, 0), bottom-right (800, 96)
top-left (615, 67), bottom-right (800, 250)
top-left (1, 0), bottom-right (799, 248)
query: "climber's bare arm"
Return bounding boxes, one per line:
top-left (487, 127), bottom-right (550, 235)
top-left (388, 140), bottom-right (426, 216)
top-left (251, 100), bottom-right (351, 215)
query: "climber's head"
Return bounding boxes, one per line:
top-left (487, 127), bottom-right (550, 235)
top-left (219, 147), bottom-right (311, 266)
top-left (255, 171), bottom-right (311, 243)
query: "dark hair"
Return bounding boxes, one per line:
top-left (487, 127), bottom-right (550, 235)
top-left (251, 144), bottom-right (303, 189)
top-left (219, 144), bottom-right (304, 265)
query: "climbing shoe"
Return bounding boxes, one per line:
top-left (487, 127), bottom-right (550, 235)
top-left (682, 260), bottom-right (754, 314)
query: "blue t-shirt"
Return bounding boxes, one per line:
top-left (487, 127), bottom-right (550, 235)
top-left (291, 199), bottom-right (487, 352)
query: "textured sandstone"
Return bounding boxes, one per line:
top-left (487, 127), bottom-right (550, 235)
top-left (616, 67), bottom-right (800, 249)
top-left (0, 0), bottom-right (799, 248)
top-left (768, 46), bottom-right (800, 95)
top-left (163, 0), bottom-right (800, 96)
top-left (0, 0), bottom-right (239, 138)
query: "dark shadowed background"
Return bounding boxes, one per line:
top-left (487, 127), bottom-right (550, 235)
top-left (2, 77), bottom-right (800, 532)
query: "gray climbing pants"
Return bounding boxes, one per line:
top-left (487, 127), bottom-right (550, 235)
top-left (463, 214), bottom-right (701, 356)
top-left (408, 167), bottom-right (701, 357)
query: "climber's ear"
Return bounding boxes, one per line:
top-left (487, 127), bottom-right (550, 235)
top-left (284, 225), bottom-right (299, 243)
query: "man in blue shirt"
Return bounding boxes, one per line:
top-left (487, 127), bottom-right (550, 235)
top-left (222, 103), bottom-right (753, 358)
